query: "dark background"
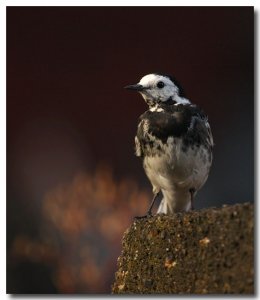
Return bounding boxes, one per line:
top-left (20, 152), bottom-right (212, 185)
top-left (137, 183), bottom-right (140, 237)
top-left (7, 7), bottom-right (254, 293)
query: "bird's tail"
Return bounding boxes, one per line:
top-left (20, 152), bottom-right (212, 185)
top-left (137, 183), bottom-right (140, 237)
top-left (157, 189), bottom-right (192, 214)
top-left (157, 198), bottom-right (171, 214)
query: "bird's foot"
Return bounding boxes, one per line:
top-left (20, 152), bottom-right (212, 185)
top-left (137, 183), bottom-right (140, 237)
top-left (134, 211), bottom-right (153, 220)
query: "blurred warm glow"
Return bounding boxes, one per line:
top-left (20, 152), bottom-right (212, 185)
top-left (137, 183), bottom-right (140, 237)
top-left (10, 164), bottom-right (150, 293)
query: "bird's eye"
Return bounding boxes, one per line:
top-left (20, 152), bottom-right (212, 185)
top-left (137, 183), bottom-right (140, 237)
top-left (157, 81), bottom-right (165, 89)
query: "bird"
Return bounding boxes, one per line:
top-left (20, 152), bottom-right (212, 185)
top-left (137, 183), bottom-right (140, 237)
top-left (125, 73), bottom-right (213, 217)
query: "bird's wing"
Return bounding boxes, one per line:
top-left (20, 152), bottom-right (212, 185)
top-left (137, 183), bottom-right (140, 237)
top-left (187, 114), bottom-right (214, 150)
top-left (135, 135), bottom-right (142, 157)
top-left (205, 120), bottom-right (214, 149)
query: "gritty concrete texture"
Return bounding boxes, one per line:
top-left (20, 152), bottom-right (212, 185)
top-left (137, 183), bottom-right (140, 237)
top-left (112, 203), bottom-right (254, 294)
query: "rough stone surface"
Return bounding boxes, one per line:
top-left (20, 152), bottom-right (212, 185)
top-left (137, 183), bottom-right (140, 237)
top-left (112, 203), bottom-right (254, 294)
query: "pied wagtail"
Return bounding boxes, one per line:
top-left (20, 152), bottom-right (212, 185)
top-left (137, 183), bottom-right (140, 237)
top-left (125, 73), bottom-right (213, 217)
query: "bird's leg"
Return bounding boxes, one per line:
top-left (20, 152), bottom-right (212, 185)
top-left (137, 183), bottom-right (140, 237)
top-left (147, 191), bottom-right (160, 216)
top-left (189, 188), bottom-right (196, 210)
top-left (134, 192), bottom-right (160, 219)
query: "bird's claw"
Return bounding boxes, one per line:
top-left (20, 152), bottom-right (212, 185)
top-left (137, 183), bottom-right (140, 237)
top-left (134, 211), bottom-right (153, 220)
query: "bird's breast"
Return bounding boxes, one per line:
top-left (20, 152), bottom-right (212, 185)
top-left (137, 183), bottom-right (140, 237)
top-left (143, 136), bottom-right (212, 190)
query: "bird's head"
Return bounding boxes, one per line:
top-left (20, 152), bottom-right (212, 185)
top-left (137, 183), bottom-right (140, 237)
top-left (125, 73), bottom-right (190, 107)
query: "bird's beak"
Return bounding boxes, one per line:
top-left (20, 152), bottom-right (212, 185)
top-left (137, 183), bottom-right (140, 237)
top-left (124, 84), bottom-right (145, 91)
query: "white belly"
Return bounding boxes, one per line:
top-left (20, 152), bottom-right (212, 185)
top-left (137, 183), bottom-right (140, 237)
top-left (143, 137), bottom-right (212, 212)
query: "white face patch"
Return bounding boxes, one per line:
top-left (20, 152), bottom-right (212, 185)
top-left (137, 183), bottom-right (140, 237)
top-left (137, 74), bottom-right (190, 105)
